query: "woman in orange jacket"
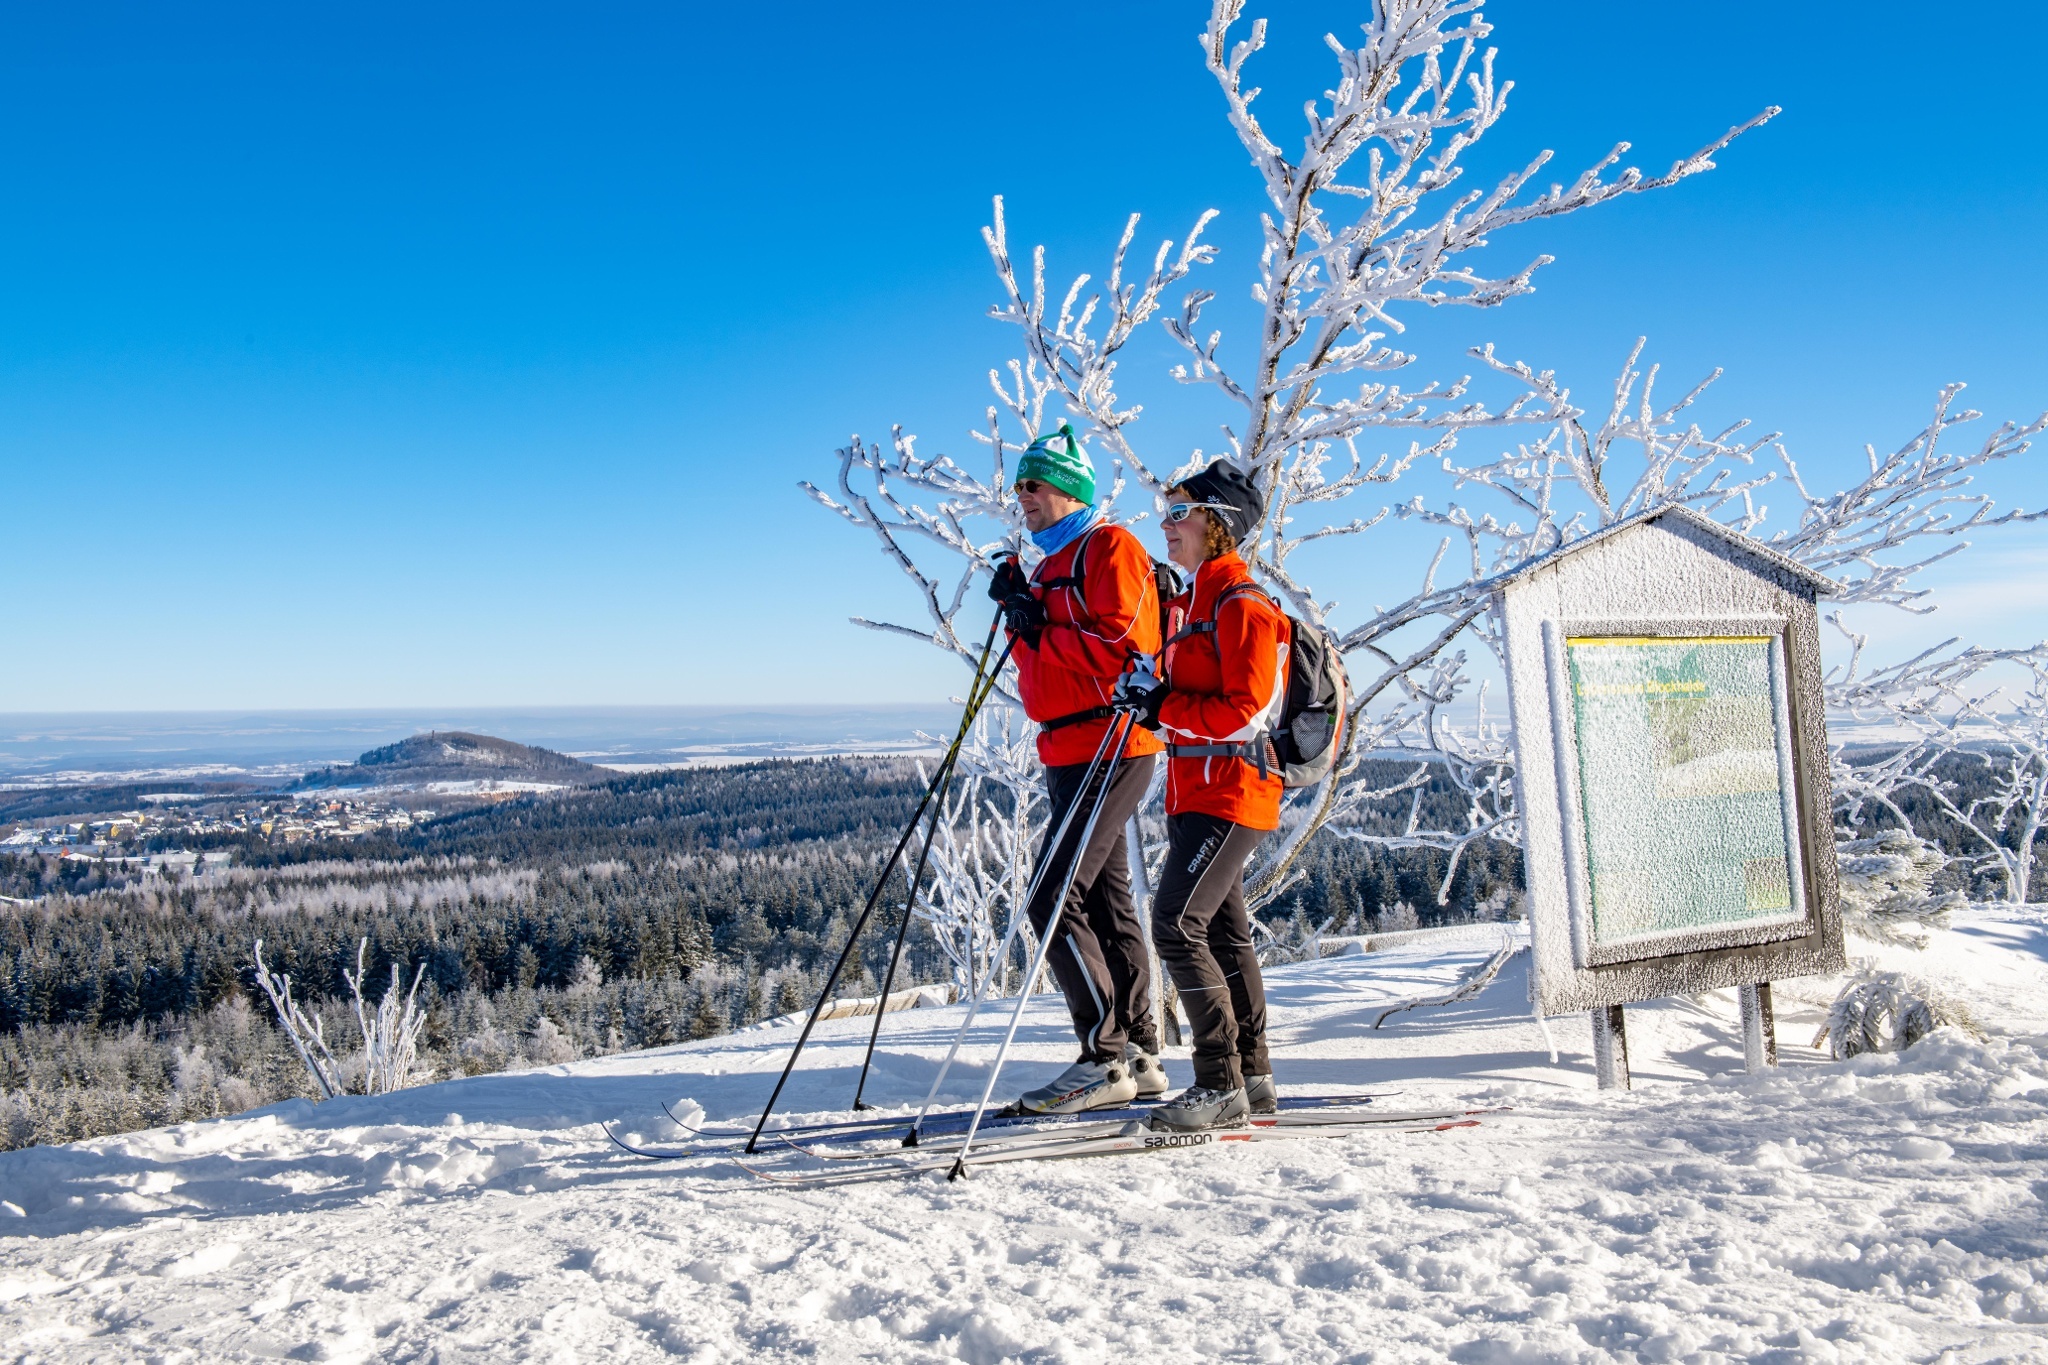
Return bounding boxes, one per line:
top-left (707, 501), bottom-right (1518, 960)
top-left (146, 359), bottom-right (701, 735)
top-left (1114, 458), bottom-right (1286, 1132)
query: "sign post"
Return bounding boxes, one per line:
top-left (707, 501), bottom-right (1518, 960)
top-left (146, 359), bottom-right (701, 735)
top-left (1498, 507), bottom-right (1845, 1069)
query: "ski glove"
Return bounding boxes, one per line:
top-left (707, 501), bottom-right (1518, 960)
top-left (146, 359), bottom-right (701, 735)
top-left (1114, 667), bottom-right (1168, 731)
top-left (1001, 593), bottom-right (1047, 648)
top-left (986, 555), bottom-right (1031, 605)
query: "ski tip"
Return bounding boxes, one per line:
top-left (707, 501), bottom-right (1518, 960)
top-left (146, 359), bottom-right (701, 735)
top-left (599, 1122), bottom-right (693, 1161)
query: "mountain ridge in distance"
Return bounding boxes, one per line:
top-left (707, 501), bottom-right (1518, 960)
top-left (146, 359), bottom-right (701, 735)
top-left (292, 731), bottom-right (597, 790)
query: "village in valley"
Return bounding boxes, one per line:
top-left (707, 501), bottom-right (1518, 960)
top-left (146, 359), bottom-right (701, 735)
top-left (0, 795), bottom-right (432, 871)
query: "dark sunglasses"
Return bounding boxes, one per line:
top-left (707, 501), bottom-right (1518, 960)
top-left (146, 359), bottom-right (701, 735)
top-left (1164, 501), bottom-right (1232, 524)
top-left (1016, 479), bottom-right (1050, 495)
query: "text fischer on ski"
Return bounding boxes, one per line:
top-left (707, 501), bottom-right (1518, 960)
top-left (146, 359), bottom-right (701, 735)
top-left (990, 426), bottom-right (1346, 1134)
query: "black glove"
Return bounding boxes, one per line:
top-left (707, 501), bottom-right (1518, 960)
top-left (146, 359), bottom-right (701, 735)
top-left (1114, 664), bottom-right (1168, 732)
top-left (1001, 593), bottom-right (1046, 649)
top-left (986, 554), bottom-right (1031, 604)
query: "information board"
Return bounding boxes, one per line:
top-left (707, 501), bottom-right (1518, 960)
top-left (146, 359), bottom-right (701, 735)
top-left (1562, 635), bottom-right (1806, 953)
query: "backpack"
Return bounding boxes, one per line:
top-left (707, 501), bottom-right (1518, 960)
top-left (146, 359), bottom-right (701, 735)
top-left (1164, 581), bottom-right (1351, 789)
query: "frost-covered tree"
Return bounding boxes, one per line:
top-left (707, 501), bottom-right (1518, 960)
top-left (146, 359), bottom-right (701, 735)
top-left (905, 709), bottom-right (1046, 995)
top-left (809, 0), bottom-right (2045, 973)
top-left (1833, 635), bottom-right (2048, 904)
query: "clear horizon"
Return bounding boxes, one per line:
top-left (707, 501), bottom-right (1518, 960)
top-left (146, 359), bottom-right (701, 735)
top-left (0, 704), bottom-right (961, 782)
top-left (4, 2), bottom-right (2044, 712)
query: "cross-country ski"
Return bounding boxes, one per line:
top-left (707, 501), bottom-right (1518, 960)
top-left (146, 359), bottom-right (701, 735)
top-left (607, 1089), bottom-right (1401, 1161)
top-left (731, 1109), bottom-right (1500, 1187)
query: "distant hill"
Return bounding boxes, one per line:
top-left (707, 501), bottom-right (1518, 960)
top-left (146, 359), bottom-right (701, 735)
top-left (292, 731), bottom-right (598, 789)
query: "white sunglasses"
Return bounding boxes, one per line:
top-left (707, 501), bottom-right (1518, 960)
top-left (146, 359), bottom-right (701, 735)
top-left (1163, 501), bottom-right (1232, 524)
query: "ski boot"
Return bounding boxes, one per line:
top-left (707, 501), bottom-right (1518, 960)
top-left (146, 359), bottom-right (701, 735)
top-left (1245, 1072), bottom-right (1278, 1114)
top-left (1015, 1058), bottom-right (1138, 1115)
top-left (1124, 1043), bottom-right (1170, 1099)
top-left (1146, 1084), bottom-right (1249, 1132)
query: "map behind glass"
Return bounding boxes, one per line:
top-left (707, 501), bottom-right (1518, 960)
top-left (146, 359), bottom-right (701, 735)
top-left (1564, 636), bottom-right (1803, 949)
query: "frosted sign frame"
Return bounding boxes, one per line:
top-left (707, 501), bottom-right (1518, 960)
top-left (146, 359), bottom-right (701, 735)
top-left (1542, 624), bottom-right (1813, 969)
top-left (1498, 506), bottom-right (1845, 1016)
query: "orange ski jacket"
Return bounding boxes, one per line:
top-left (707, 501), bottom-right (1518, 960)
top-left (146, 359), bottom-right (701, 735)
top-left (1011, 521), bottom-right (1166, 769)
top-left (1158, 552), bottom-right (1289, 830)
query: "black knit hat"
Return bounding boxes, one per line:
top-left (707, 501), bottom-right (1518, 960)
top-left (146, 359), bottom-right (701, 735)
top-left (1176, 459), bottom-right (1264, 543)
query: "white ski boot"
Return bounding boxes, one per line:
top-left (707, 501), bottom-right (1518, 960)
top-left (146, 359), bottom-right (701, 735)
top-left (1146, 1084), bottom-right (1249, 1132)
top-left (1124, 1044), bottom-right (1169, 1099)
top-left (1246, 1072), bottom-right (1277, 1114)
top-left (1017, 1058), bottom-right (1139, 1115)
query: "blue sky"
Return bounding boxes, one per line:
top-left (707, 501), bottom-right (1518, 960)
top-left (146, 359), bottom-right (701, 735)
top-left (2, 2), bottom-right (2043, 712)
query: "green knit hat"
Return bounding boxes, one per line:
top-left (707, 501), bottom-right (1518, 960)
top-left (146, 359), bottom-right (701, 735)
top-left (1014, 423), bottom-right (1095, 504)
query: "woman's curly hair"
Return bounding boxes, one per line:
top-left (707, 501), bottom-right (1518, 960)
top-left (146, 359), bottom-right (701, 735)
top-left (1167, 485), bottom-right (1236, 561)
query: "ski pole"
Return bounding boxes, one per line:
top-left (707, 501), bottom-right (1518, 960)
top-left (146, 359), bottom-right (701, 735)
top-left (947, 710), bottom-right (1137, 1179)
top-left (904, 714), bottom-right (1122, 1146)
top-left (744, 612), bottom-right (1005, 1153)
top-left (850, 632), bottom-right (1018, 1109)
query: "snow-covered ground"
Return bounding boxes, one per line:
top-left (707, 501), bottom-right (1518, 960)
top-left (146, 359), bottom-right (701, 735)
top-left (3, 915), bottom-right (2045, 1363)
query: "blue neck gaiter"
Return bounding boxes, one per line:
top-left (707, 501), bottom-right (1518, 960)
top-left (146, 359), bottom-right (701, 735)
top-left (1031, 505), bottom-right (1100, 558)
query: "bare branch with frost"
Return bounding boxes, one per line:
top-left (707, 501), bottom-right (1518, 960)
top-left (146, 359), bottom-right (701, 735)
top-left (1774, 387), bottom-right (2047, 610)
top-left (1372, 929), bottom-right (1517, 1027)
top-left (253, 939), bottom-right (346, 1101)
top-left (1830, 623), bottom-right (2048, 905)
top-left (907, 706), bottom-right (1048, 995)
top-left (342, 938), bottom-right (431, 1095)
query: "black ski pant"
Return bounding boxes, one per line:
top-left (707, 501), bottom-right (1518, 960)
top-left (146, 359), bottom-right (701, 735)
top-left (1150, 812), bottom-right (1270, 1092)
top-left (1025, 750), bottom-right (1158, 1064)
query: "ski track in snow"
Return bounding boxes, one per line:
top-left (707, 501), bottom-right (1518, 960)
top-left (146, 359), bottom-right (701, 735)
top-left (3, 918), bottom-right (2046, 1363)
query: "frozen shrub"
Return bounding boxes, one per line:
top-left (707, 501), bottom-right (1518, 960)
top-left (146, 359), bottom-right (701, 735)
top-left (1374, 901), bottom-right (1421, 934)
top-left (1834, 831), bottom-right (1963, 947)
top-left (527, 1015), bottom-right (577, 1066)
top-left (0, 1092), bottom-right (33, 1149)
top-left (1814, 970), bottom-right (1983, 1060)
top-left (565, 956), bottom-right (604, 998)
top-left (456, 1027), bottom-right (516, 1076)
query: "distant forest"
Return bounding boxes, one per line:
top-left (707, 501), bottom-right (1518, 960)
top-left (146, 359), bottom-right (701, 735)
top-left (0, 756), bottom-right (1517, 1148)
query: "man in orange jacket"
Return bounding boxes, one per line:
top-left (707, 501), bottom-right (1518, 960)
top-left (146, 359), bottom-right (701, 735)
top-left (987, 423), bottom-right (1168, 1114)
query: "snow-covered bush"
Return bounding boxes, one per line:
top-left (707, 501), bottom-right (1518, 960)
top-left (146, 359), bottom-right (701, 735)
top-left (906, 709), bottom-right (1045, 995)
top-left (342, 940), bottom-right (430, 1094)
top-left (1814, 970), bottom-right (1983, 1060)
top-left (255, 936), bottom-right (429, 1098)
top-left (564, 956), bottom-right (604, 997)
top-left (527, 1015), bottom-right (577, 1066)
top-left (1375, 901), bottom-right (1423, 935)
top-left (1833, 830), bottom-right (1964, 947)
